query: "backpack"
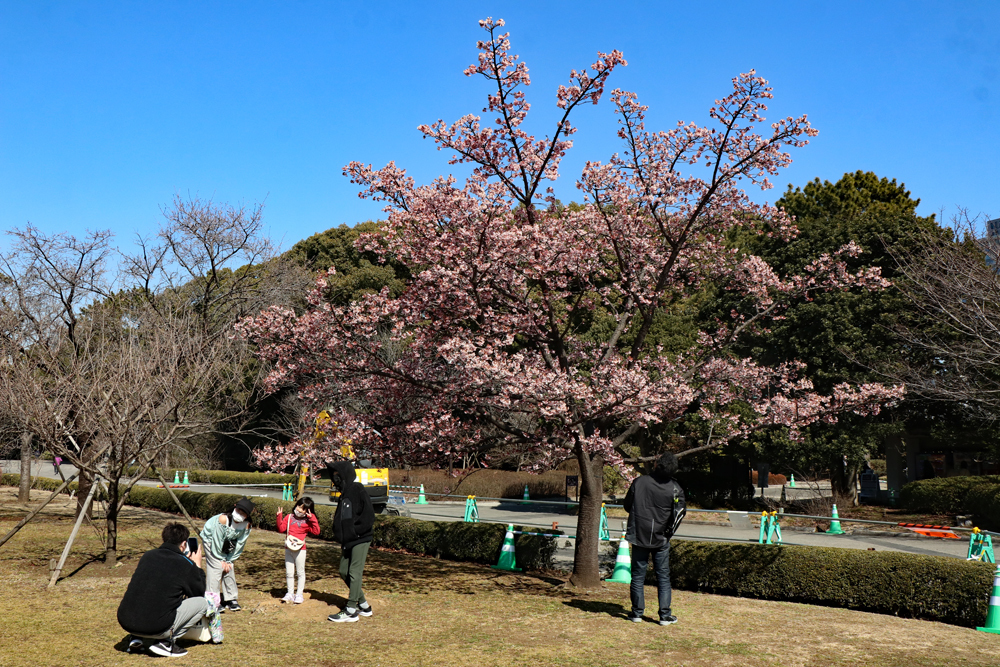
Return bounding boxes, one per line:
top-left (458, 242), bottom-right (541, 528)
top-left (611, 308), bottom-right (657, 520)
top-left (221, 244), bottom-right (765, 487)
top-left (667, 483), bottom-right (687, 538)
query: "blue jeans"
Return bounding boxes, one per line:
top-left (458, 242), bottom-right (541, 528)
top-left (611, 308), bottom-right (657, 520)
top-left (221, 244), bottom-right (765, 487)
top-left (630, 544), bottom-right (671, 619)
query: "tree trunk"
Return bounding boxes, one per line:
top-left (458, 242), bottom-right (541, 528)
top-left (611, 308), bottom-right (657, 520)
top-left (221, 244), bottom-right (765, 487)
top-left (18, 432), bottom-right (32, 502)
top-left (75, 469), bottom-right (94, 521)
top-left (830, 455), bottom-right (860, 506)
top-left (105, 481), bottom-right (120, 567)
top-left (569, 444), bottom-right (603, 588)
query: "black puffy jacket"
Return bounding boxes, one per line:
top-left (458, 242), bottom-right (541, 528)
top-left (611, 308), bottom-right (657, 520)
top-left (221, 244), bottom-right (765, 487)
top-left (117, 543), bottom-right (206, 636)
top-left (326, 461), bottom-right (375, 550)
top-left (623, 473), bottom-right (686, 549)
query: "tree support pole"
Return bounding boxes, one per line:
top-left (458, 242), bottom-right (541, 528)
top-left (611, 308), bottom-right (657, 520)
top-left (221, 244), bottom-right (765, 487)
top-left (48, 478), bottom-right (99, 588)
top-left (151, 466), bottom-right (201, 535)
top-left (0, 473), bottom-right (79, 550)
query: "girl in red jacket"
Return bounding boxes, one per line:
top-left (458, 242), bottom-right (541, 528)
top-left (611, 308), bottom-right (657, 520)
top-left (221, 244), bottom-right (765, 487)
top-left (276, 497), bottom-right (321, 604)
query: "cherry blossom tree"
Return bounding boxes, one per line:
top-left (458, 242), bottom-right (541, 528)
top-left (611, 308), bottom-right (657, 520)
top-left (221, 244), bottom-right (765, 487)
top-left (238, 19), bottom-right (902, 587)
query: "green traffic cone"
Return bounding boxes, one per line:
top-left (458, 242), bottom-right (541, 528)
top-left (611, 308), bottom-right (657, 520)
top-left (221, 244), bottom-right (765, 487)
top-left (183, 471), bottom-right (189, 485)
top-left (978, 564), bottom-right (1000, 634)
top-left (416, 484), bottom-right (429, 504)
top-left (523, 484), bottom-right (530, 501)
top-left (607, 533), bottom-right (632, 584)
top-left (758, 512), bottom-right (770, 544)
top-left (492, 524), bottom-right (522, 572)
top-left (789, 474), bottom-right (796, 488)
top-left (173, 471), bottom-right (179, 484)
top-left (599, 503), bottom-right (610, 541)
top-left (827, 504), bottom-right (845, 535)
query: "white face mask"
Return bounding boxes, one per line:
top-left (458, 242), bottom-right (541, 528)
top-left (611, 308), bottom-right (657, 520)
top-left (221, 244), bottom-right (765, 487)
top-left (294, 509), bottom-right (306, 518)
top-left (231, 510), bottom-right (246, 524)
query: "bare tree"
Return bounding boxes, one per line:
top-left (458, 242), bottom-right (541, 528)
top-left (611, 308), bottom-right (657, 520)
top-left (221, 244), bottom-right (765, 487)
top-left (0, 198), bottom-right (311, 567)
top-left (888, 212), bottom-right (1000, 417)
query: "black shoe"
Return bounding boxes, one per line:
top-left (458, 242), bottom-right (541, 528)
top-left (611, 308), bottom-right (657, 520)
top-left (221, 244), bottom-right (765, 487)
top-left (626, 612), bottom-right (643, 623)
top-left (226, 601), bottom-right (242, 612)
top-left (327, 608), bottom-right (359, 623)
top-left (148, 640), bottom-right (187, 657)
top-left (126, 637), bottom-right (145, 653)
top-left (659, 614), bottom-right (678, 626)
top-left (357, 603), bottom-right (373, 617)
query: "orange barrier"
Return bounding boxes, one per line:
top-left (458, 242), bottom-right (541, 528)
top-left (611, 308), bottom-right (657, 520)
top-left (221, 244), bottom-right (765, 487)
top-left (898, 522), bottom-right (960, 539)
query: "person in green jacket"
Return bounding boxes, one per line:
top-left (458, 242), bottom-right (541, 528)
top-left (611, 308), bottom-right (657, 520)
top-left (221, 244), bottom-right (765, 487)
top-left (200, 497), bottom-right (254, 612)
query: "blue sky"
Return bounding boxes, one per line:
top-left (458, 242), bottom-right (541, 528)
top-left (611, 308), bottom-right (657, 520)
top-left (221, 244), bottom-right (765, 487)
top-left (1, 1), bottom-right (997, 253)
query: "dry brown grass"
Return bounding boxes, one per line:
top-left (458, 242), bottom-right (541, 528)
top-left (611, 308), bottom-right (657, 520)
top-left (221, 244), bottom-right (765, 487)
top-left (1, 486), bottom-right (999, 667)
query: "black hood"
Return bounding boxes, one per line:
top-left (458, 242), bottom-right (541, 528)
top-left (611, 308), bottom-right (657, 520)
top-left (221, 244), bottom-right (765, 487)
top-left (326, 460), bottom-right (356, 490)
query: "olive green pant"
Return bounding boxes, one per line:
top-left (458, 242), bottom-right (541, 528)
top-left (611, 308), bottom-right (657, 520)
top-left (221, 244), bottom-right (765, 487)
top-left (339, 542), bottom-right (370, 610)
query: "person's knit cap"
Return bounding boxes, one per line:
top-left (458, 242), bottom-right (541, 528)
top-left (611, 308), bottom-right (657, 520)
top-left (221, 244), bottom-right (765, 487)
top-left (234, 497), bottom-right (255, 516)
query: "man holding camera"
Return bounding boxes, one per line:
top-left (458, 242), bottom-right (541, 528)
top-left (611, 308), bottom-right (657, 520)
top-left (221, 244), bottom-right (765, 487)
top-left (117, 522), bottom-right (208, 657)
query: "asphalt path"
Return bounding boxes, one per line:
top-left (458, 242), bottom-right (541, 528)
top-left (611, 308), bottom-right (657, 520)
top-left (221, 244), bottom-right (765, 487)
top-left (2, 460), bottom-right (971, 568)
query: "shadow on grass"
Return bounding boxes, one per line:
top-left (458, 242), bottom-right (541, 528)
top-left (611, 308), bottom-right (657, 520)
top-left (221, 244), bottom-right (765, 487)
top-left (112, 635), bottom-right (133, 654)
top-left (304, 589), bottom-right (347, 607)
top-left (563, 598), bottom-right (628, 619)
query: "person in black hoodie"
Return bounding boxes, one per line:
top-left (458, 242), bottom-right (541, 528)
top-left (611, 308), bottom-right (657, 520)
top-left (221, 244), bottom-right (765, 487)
top-left (623, 452), bottom-right (686, 626)
top-left (117, 522), bottom-right (208, 657)
top-left (325, 460), bottom-right (375, 623)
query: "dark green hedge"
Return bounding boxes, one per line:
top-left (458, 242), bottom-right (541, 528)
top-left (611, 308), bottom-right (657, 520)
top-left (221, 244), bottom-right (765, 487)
top-left (142, 469), bottom-right (298, 485)
top-left (2, 473), bottom-right (85, 495)
top-left (123, 486), bottom-right (556, 570)
top-left (899, 476), bottom-right (1000, 515)
top-left (667, 541), bottom-right (993, 627)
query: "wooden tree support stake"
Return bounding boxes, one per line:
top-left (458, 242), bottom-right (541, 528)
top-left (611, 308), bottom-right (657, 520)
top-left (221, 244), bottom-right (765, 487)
top-left (48, 479), bottom-right (100, 588)
top-left (151, 466), bottom-right (201, 536)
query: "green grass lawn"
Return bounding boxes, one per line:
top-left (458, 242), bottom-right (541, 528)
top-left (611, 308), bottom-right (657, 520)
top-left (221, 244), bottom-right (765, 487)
top-left (1, 487), bottom-right (999, 667)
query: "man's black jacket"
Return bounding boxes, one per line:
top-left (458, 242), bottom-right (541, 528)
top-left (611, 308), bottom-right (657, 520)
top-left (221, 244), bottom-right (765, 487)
top-left (327, 461), bottom-right (375, 551)
top-left (623, 473), bottom-right (686, 549)
top-left (117, 542), bottom-right (206, 636)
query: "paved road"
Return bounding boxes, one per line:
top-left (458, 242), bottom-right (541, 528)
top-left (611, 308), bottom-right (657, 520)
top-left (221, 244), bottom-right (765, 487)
top-left (2, 460), bottom-right (970, 569)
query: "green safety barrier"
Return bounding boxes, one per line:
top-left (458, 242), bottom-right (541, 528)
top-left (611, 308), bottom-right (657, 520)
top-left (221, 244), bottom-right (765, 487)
top-left (969, 528), bottom-right (996, 564)
top-left (758, 511), bottom-right (783, 545)
top-left (463, 495), bottom-right (480, 523)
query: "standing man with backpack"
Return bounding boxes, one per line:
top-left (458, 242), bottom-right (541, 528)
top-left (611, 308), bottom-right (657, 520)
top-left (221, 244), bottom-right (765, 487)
top-left (623, 452), bottom-right (686, 626)
top-left (325, 460), bottom-right (375, 623)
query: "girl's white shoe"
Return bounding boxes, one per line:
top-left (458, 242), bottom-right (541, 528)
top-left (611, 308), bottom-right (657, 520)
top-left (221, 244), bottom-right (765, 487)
top-left (293, 594), bottom-right (304, 604)
top-left (281, 592), bottom-right (294, 603)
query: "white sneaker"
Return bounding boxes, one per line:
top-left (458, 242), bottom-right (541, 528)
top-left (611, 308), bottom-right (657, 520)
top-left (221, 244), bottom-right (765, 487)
top-left (293, 594), bottom-right (304, 604)
top-left (358, 603), bottom-right (373, 617)
top-left (281, 592), bottom-right (294, 603)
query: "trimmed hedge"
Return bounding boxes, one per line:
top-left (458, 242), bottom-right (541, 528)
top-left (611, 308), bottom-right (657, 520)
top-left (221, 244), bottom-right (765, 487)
top-left (1, 475), bottom-right (557, 570)
top-left (122, 486), bottom-right (557, 570)
top-left (668, 541), bottom-right (993, 627)
top-left (899, 475), bottom-right (1000, 523)
top-left (137, 469), bottom-right (298, 485)
top-left (2, 473), bottom-right (83, 495)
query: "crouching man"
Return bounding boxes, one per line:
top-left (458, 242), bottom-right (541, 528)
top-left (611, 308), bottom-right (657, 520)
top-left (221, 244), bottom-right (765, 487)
top-left (117, 522), bottom-right (208, 657)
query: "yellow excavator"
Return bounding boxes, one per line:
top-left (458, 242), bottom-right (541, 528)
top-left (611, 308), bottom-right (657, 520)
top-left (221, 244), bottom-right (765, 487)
top-left (314, 411), bottom-right (394, 514)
